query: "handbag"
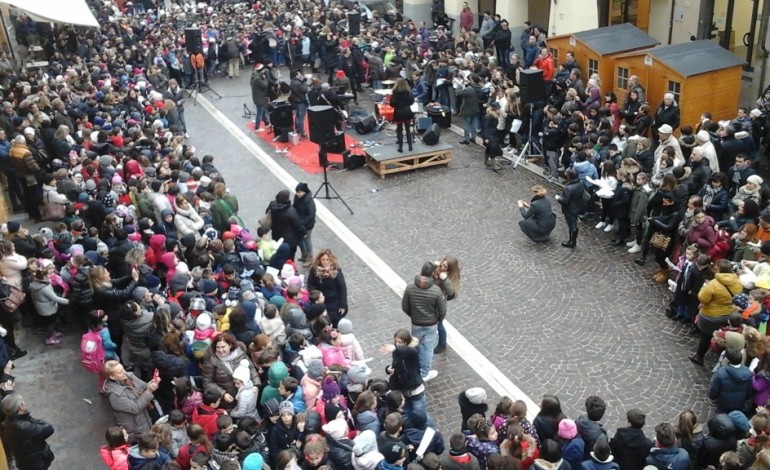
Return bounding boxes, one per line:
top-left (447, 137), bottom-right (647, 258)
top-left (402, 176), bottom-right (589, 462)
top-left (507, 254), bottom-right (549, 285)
top-left (258, 210), bottom-right (272, 229)
top-left (0, 281), bottom-right (25, 316)
top-left (650, 232), bottom-right (672, 251)
top-left (218, 199), bottom-right (244, 227)
top-left (42, 190), bottom-right (65, 221)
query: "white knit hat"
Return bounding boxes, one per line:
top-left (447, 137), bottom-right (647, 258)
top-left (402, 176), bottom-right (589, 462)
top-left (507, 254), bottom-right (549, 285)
top-left (232, 359), bottom-right (251, 384)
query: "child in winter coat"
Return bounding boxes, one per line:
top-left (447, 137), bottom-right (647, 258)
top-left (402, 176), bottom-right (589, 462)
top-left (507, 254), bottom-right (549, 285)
top-left (231, 359), bottom-right (260, 420)
top-left (259, 304), bottom-right (287, 346)
top-left (337, 318), bottom-right (365, 362)
top-left (319, 328), bottom-right (352, 368)
top-left (30, 265), bottom-right (70, 346)
top-left (100, 426), bottom-right (130, 470)
top-left (588, 161), bottom-right (619, 233)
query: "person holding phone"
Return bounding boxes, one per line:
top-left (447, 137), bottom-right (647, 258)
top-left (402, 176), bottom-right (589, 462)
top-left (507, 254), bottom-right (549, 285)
top-left (103, 360), bottom-right (160, 442)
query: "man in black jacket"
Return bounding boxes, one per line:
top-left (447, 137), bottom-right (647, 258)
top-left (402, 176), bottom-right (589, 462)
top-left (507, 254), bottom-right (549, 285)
top-left (2, 393), bottom-right (55, 470)
top-left (293, 182), bottom-right (316, 267)
top-left (289, 69), bottom-right (309, 139)
top-left (493, 20), bottom-right (512, 69)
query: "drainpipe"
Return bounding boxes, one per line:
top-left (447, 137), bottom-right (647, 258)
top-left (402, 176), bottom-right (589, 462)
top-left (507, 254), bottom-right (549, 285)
top-left (747, 0), bottom-right (761, 67)
top-left (668, 0), bottom-right (677, 44)
top-left (759, 0), bottom-right (770, 91)
top-left (721, 0), bottom-right (736, 50)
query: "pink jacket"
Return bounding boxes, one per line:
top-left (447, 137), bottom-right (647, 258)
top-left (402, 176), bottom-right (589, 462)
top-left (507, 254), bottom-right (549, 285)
top-left (100, 445), bottom-right (129, 470)
top-left (301, 375), bottom-right (322, 410)
top-left (320, 343), bottom-right (351, 368)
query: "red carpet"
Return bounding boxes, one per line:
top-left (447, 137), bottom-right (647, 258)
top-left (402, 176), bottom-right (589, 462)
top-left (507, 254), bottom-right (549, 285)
top-left (245, 120), bottom-right (360, 174)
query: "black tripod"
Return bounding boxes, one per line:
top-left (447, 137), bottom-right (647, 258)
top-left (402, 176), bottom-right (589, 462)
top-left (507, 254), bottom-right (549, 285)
top-left (314, 147), bottom-right (353, 214)
top-left (512, 103), bottom-right (544, 169)
top-left (190, 78), bottom-right (222, 106)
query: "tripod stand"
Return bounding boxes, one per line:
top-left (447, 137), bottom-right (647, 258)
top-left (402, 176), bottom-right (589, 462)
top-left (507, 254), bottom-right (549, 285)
top-left (314, 148), bottom-right (354, 214)
top-left (511, 103), bottom-right (544, 169)
top-left (190, 78), bottom-right (222, 106)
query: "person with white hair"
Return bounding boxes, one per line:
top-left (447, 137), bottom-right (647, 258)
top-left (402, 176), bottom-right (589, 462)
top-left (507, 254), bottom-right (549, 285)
top-left (652, 92), bottom-right (680, 142)
top-left (1, 393), bottom-right (56, 469)
top-left (695, 130), bottom-right (720, 172)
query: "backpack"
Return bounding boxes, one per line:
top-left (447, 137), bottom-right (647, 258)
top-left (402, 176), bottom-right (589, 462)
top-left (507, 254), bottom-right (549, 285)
top-left (81, 329), bottom-right (106, 374)
top-left (0, 282), bottom-right (25, 314)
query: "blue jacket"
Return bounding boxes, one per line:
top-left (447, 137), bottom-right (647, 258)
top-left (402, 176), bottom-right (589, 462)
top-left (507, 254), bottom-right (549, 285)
top-left (646, 446), bottom-right (690, 470)
top-left (561, 436), bottom-right (585, 470)
top-left (709, 365), bottom-right (753, 413)
top-left (574, 161), bottom-right (598, 189)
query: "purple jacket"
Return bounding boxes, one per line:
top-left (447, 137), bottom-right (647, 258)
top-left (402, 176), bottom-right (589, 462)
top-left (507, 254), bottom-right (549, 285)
top-left (753, 372), bottom-right (770, 407)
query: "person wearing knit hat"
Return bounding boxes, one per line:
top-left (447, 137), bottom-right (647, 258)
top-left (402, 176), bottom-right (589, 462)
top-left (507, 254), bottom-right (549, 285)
top-left (132, 286), bottom-right (149, 302)
top-left (325, 402), bottom-right (343, 422)
top-left (748, 174), bottom-right (764, 186)
top-left (323, 416), bottom-right (350, 441)
top-left (732, 293), bottom-right (750, 312)
top-left (322, 376), bottom-right (341, 402)
top-left (353, 429), bottom-right (383, 469)
top-left (263, 397), bottom-right (281, 420)
top-left (232, 359), bottom-right (259, 420)
top-left (459, 387), bottom-right (489, 432)
top-left (346, 361), bottom-right (371, 385)
top-left (6, 221), bottom-right (19, 234)
top-left (558, 418), bottom-right (579, 440)
top-left (243, 452), bottom-right (265, 470)
top-left (306, 358), bottom-right (325, 382)
top-left (279, 400), bottom-right (295, 416)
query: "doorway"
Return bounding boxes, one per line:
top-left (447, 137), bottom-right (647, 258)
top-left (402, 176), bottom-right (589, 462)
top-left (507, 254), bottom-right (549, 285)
top-left (477, 0), bottom-right (495, 27)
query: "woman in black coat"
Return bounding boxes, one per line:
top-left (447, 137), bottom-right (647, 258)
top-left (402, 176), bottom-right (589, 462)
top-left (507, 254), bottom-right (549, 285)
top-left (266, 189), bottom-right (307, 261)
top-left (293, 182), bottom-right (317, 266)
top-left (391, 78), bottom-right (415, 153)
top-left (90, 265), bottom-right (139, 361)
top-left (383, 329), bottom-right (426, 417)
top-left (483, 104), bottom-right (503, 171)
top-left (556, 169), bottom-right (585, 248)
top-left (518, 185), bottom-right (556, 243)
top-left (307, 248), bottom-right (348, 328)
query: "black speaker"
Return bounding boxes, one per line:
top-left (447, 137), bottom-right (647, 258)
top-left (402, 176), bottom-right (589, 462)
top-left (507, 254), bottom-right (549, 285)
top-left (269, 104), bottom-right (293, 130)
top-left (347, 12), bottom-right (361, 36)
top-left (343, 152), bottom-right (366, 170)
top-left (422, 123), bottom-right (441, 145)
top-left (519, 68), bottom-right (546, 105)
top-left (184, 28), bottom-right (203, 55)
top-left (308, 106), bottom-right (337, 144)
top-left (354, 115), bottom-right (377, 135)
top-left (321, 131), bottom-right (346, 154)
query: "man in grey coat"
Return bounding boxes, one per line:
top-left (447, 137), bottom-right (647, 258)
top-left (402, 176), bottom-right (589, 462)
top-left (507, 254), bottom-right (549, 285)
top-left (103, 360), bottom-right (159, 442)
top-left (402, 262), bottom-right (446, 382)
top-left (251, 63), bottom-right (271, 132)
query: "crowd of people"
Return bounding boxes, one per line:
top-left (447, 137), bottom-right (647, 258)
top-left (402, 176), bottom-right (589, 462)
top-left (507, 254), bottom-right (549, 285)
top-left (4, 0), bottom-right (770, 469)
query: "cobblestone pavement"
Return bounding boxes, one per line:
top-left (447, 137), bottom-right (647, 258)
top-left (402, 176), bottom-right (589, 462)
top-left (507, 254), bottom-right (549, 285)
top-left (17, 70), bottom-right (709, 469)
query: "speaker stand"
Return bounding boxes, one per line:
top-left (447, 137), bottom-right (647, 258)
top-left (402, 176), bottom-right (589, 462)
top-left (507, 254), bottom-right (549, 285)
top-left (242, 103), bottom-right (254, 119)
top-left (314, 150), bottom-right (354, 215)
top-left (511, 104), bottom-right (543, 169)
top-left (190, 79), bottom-right (222, 106)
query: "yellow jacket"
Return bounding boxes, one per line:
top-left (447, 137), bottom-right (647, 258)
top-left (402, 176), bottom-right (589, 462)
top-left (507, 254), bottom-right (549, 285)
top-left (698, 272), bottom-right (743, 317)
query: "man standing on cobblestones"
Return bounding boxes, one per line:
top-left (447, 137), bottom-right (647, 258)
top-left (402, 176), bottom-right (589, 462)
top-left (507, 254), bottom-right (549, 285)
top-left (402, 262), bottom-right (446, 382)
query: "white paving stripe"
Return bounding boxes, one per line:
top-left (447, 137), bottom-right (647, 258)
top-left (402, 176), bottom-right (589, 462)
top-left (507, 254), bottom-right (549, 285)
top-left (197, 94), bottom-right (541, 420)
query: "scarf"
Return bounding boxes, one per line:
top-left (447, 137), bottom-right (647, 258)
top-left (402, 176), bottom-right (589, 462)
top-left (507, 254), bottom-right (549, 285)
top-left (702, 184), bottom-right (719, 208)
top-left (217, 349), bottom-right (241, 374)
top-left (316, 264), bottom-right (338, 280)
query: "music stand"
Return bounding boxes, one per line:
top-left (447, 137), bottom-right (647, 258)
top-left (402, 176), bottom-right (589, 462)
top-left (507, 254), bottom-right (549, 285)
top-left (314, 144), bottom-right (354, 215)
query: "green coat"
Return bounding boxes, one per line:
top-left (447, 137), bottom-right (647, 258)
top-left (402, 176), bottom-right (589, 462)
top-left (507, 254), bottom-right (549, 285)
top-left (251, 70), bottom-right (269, 106)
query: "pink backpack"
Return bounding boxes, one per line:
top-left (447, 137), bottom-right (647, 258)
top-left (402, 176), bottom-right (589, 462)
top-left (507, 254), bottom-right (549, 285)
top-left (80, 329), bottom-right (106, 374)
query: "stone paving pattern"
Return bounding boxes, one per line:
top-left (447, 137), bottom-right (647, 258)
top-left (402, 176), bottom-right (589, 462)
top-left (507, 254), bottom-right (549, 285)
top-left (15, 71), bottom-right (709, 468)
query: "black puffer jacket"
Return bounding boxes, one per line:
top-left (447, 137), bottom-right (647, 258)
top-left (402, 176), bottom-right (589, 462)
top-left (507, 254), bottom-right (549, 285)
top-left (388, 338), bottom-right (423, 393)
top-left (267, 200), bottom-right (307, 249)
top-left (69, 267), bottom-right (94, 310)
top-left (3, 412), bottom-right (55, 470)
top-left (326, 435), bottom-right (354, 470)
top-left (293, 193), bottom-right (316, 231)
top-left (694, 414), bottom-right (738, 469)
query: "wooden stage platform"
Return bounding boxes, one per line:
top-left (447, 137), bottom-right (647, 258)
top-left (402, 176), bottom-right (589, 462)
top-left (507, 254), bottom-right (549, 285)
top-left (363, 141), bottom-right (453, 178)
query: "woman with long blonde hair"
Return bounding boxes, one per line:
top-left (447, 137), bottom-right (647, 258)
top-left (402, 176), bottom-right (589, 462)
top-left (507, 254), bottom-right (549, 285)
top-left (432, 255), bottom-right (461, 354)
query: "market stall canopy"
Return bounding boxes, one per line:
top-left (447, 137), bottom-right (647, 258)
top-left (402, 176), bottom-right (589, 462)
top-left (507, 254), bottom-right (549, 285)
top-left (1, 0), bottom-right (99, 28)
